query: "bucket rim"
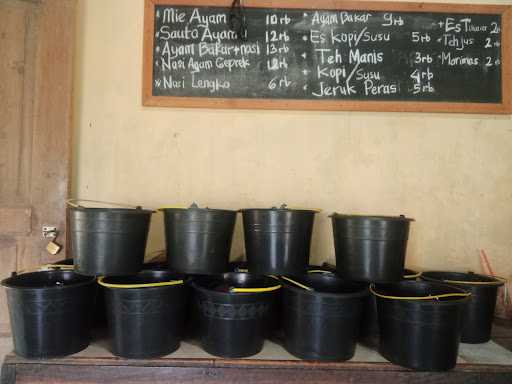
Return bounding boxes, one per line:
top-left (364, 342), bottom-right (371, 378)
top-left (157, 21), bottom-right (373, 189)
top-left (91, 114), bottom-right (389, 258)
top-left (69, 206), bottom-right (154, 214)
top-left (371, 281), bottom-right (471, 304)
top-left (403, 269), bottom-right (422, 279)
top-left (241, 207), bottom-right (319, 213)
top-left (98, 270), bottom-right (186, 289)
top-left (191, 273), bottom-right (281, 296)
top-left (1, 270), bottom-right (96, 291)
top-left (159, 206), bottom-right (237, 214)
top-left (330, 213), bottom-right (414, 222)
top-left (281, 275), bottom-right (369, 299)
top-left (421, 271), bottom-right (506, 286)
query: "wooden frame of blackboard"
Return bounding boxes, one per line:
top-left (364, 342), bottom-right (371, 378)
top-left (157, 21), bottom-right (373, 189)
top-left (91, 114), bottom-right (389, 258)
top-left (143, 0), bottom-right (512, 114)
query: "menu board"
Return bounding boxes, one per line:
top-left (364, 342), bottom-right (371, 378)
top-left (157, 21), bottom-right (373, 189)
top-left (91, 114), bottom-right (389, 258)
top-left (143, 0), bottom-right (512, 113)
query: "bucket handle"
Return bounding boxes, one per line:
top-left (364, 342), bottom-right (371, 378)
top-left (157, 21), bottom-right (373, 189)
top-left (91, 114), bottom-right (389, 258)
top-left (441, 276), bottom-right (507, 286)
top-left (403, 271), bottom-right (422, 279)
top-left (66, 199), bottom-right (143, 209)
top-left (281, 276), bottom-right (313, 291)
top-left (14, 264), bottom-right (74, 275)
top-left (285, 206), bottom-right (322, 213)
top-left (97, 276), bottom-right (184, 289)
top-left (308, 269), bottom-right (335, 275)
top-left (230, 284), bottom-right (282, 293)
top-left (41, 264), bottom-right (74, 271)
top-left (369, 284), bottom-right (471, 301)
top-left (157, 205), bottom-right (188, 210)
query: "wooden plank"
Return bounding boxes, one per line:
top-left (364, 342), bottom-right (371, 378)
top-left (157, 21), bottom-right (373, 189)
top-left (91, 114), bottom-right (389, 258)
top-left (0, 238), bottom-right (17, 333)
top-left (492, 318), bottom-right (512, 351)
top-left (492, 319), bottom-right (512, 339)
top-left (148, 0), bottom-right (510, 14)
top-left (18, 0), bottom-right (76, 270)
top-left (5, 351), bottom-right (512, 372)
top-left (0, 208), bottom-right (31, 234)
top-left (503, 6), bottom-right (512, 113)
top-left (142, 0), bottom-right (512, 114)
top-left (0, 362), bottom-right (16, 384)
top-left (494, 338), bottom-right (512, 352)
top-left (8, 362), bottom-right (512, 384)
top-left (0, 3), bottom-right (30, 205)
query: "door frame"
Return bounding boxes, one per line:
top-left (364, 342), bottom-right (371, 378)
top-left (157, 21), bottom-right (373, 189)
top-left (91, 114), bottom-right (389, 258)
top-left (0, 0), bottom-right (76, 334)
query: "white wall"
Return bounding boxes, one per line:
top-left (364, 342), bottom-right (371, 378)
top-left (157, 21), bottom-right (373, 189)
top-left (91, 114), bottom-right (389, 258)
top-left (73, 0), bottom-right (512, 275)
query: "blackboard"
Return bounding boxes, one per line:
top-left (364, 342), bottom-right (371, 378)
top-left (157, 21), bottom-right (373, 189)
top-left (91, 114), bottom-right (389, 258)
top-left (143, 0), bottom-right (512, 113)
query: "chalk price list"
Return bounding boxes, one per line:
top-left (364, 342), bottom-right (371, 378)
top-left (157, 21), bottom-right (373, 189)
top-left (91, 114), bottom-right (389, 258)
top-left (265, 13), bottom-right (293, 91)
top-left (151, 6), bottom-right (502, 101)
top-left (409, 16), bottom-right (502, 96)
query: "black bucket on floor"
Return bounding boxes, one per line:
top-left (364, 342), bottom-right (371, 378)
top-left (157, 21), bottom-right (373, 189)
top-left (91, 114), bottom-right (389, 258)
top-left (421, 271), bottom-right (504, 343)
top-left (162, 204), bottom-right (237, 275)
top-left (2, 270), bottom-right (96, 358)
top-left (242, 205), bottom-right (317, 275)
top-left (331, 214), bottom-right (414, 282)
top-left (373, 280), bottom-right (470, 371)
top-left (51, 258), bottom-right (108, 330)
top-left (69, 202), bottom-right (153, 276)
top-left (228, 260), bottom-right (249, 272)
top-left (192, 273), bottom-right (280, 358)
top-left (282, 273), bottom-right (368, 361)
top-left (99, 270), bottom-right (187, 358)
top-left (359, 268), bottom-right (420, 342)
top-left (307, 264), bottom-right (338, 274)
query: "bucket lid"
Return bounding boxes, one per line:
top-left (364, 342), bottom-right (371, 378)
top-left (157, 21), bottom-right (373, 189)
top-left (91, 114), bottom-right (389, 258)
top-left (159, 202), bottom-right (237, 213)
top-left (192, 273), bottom-right (281, 295)
top-left (421, 271), bottom-right (505, 286)
top-left (330, 213), bottom-right (414, 221)
top-left (241, 204), bottom-right (320, 213)
top-left (2, 270), bottom-right (95, 291)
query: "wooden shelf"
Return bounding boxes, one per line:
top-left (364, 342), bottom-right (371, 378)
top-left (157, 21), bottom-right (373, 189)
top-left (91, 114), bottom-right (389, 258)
top-left (2, 320), bottom-right (512, 383)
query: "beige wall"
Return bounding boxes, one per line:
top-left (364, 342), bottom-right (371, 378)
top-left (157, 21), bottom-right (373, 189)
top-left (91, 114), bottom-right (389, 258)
top-left (73, 0), bottom-right (512, 276)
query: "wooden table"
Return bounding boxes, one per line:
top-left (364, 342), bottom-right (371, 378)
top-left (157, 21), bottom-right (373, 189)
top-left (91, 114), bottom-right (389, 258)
top-left (2, 319), bottom-right (512, 384)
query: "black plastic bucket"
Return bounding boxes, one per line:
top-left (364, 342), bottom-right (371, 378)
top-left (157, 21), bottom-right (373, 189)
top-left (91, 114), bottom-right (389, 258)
top-left (69, 203), bottom-right (153, 276)
top-left (51, 258), bottom-right (108, 330)
top-left (372, 280), bottom-right (470, 371)
top-left (228, 260), bottom-right (249, 272)
top-left (242, 206), bottom-right (317, 275)
top-left (227, 260), bottom-right (281, 338)
top-left (331, 214), bottom-right (414, 282)
top-left (99, 270), bottom-right (187, 358)
top-left (2, 270), bottom-right (96, 358)
top-left (192, 273), bottom-right (280, 358)
top-left (281, 273), bottom-right (368, 361)
top-left (421, 271), bottom-right (504, 343)
top-left (162, 204), bottom-right (237, 275)
top-left (142, 261), bottom-right (169, 270)
top-left (359, 268), bottom-right (420, 341)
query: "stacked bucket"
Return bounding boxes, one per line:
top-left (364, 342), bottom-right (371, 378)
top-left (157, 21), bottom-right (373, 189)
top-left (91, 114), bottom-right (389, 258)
top-left (1, 200), bottom-right (505, 372)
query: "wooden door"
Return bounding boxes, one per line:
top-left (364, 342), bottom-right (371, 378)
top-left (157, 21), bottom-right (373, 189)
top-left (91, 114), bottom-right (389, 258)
top-left (0, 0), bottom-right (76, 334)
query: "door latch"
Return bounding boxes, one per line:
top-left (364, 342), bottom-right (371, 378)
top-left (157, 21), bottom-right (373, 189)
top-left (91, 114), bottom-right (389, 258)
top-left (42, 226), bottom-right (61, 255)
top-left (42, 226), bottom-right (58, 238)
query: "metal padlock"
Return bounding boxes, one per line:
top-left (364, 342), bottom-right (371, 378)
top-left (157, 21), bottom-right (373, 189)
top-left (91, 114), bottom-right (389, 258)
top-left (46, 240), bottom-right (62, 255)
